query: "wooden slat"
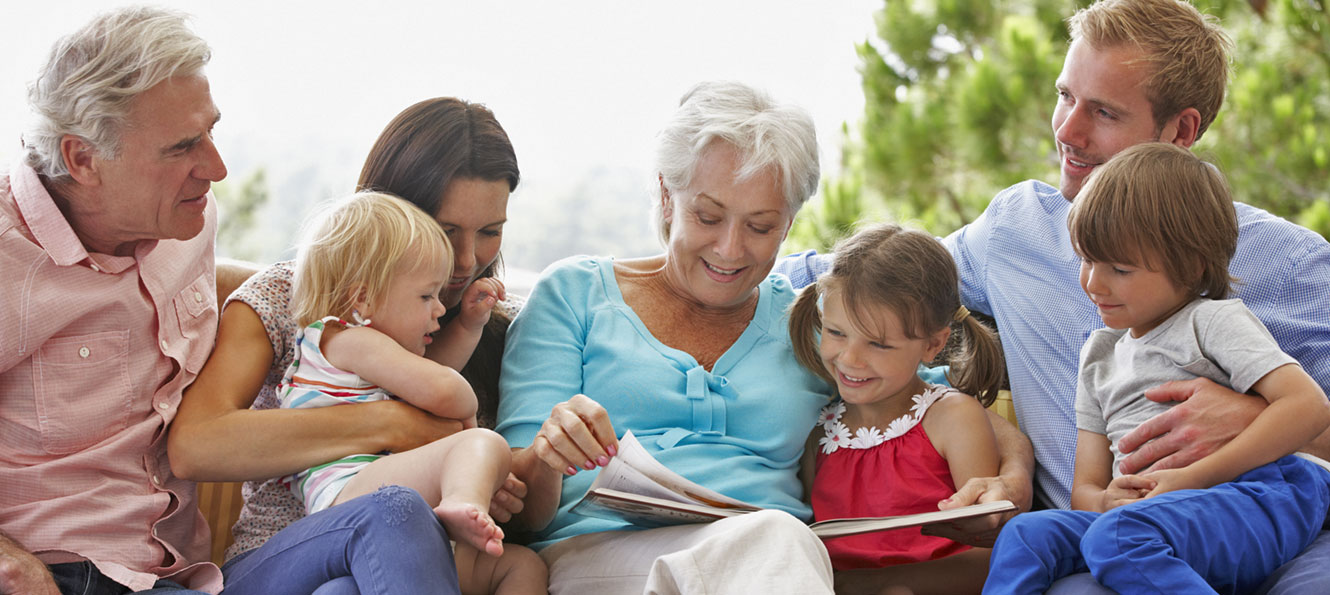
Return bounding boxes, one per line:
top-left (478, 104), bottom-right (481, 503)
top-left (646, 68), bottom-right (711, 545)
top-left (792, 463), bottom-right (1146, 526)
top-left (196, 481), bottom-right (243, 565)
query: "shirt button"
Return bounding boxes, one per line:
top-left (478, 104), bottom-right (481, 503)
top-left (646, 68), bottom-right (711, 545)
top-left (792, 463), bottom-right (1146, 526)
top-left (160, 339), bottom-right (169, 351)
top-left (78, 346), bottom-right (90, 358)
top-left (152, 475), bottom-right (160, 485)
top-left (193, 291), bottom-right (204, 303)
top-left (90, 264), bottom-right (100, 272)
top-left (158, 402), bottom-right (170, 411)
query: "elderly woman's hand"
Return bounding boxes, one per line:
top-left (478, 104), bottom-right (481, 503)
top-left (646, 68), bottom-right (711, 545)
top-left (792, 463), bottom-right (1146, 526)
top-left (532, 394), bottom-right (619, 476)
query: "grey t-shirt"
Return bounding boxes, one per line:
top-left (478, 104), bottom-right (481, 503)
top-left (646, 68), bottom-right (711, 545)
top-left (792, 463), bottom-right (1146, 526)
top-left (1076, 298), bottom-right (1298, 476)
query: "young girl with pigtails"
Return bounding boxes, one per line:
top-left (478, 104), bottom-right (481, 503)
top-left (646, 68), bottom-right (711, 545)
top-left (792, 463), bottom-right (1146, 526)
top-left (789, 222), bottom-right (1006, 594)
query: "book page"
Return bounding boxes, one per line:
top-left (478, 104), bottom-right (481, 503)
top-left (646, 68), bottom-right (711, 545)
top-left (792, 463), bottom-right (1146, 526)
top-left (808, 500), bottom-right (1017, 538)
top-left (588, 431), bottom-right (759, 510)
top-left (575, 488), bottom-right (748, 528)
top-left (570, 431), bottom-right (760, 526)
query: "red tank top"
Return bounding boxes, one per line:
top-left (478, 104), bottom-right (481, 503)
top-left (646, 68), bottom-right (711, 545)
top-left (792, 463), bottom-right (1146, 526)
top-left (811, 386), bottom-right (971, 570)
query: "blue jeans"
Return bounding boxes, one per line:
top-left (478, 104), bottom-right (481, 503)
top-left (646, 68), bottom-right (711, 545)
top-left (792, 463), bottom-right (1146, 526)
top-left (220, 485), bottom-right (460, 595)
top-left (986, 456), bottom-right (1330, 594)
top-left (48, 561), bottom-right (206, 594)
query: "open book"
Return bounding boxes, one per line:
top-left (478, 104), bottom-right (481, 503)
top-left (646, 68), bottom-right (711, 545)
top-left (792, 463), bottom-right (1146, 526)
top-left (570, 431), bottom-right (1017, 538)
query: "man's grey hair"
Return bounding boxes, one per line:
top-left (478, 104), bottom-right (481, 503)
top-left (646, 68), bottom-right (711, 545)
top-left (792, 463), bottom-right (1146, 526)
top-left (23, 6), bottom-right (211, 179)
top-left (654, 81), bottom-right (820, 244)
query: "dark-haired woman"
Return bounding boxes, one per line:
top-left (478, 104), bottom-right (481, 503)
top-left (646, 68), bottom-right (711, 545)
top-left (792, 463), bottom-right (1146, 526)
top-left (169, 97), bottom-right (537, 594)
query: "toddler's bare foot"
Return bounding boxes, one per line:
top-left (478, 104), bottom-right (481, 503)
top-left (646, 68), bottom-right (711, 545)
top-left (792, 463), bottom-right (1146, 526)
top-left (435, 500), bottom-right (504, 557)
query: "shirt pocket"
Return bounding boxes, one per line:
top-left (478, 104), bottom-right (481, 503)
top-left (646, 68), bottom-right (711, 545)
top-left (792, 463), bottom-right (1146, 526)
top-left (172, 271), bottom-right (217, 373)
top-left (33, 331), bottom-right (134, 454)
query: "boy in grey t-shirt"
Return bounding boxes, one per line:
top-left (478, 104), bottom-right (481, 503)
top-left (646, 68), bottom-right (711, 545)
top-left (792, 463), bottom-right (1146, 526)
top-left (985, 143), bottom-right (1330, 594)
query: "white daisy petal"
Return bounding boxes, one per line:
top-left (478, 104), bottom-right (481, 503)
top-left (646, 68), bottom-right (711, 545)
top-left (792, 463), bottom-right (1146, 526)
top-left (819, 434), bottom-right (837, 455)
top-left (821, 423), bottom-right (852, 454)
top-left (819, 402), bottom-right (846, 430)
top-left (849, 426), bottom-right (884, 448)
top-left (885, 416), bottom-right (913, 439)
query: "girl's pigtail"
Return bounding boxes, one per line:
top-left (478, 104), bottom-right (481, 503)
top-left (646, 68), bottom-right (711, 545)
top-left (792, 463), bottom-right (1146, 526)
top-left (946, 314), bottom-right (1006, 407)
top-left (788, 281), bottom-right (835, 388)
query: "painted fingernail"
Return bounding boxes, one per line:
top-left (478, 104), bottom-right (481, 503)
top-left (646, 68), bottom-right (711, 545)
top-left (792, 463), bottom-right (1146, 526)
top-left (583, 460), bottom-right (596, 470)
top-left (565, 466), bottom-right (578, 475)
top-left (597, 455), bottom-right (610, 467)
top-left (607, 444), bottom-right (618, 457)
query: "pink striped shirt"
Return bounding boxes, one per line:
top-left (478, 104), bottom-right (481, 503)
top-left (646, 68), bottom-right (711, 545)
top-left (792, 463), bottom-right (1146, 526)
top-left (0, 161), bottom-right (222, 593)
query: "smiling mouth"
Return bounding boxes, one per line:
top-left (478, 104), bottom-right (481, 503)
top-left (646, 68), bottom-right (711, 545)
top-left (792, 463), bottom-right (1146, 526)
top-left (703, 261), bottom-right (742, 276)
top-left (1062, 149), bottom-right (1098, 170)
top-left (836, 369), bottom-right (873, 386)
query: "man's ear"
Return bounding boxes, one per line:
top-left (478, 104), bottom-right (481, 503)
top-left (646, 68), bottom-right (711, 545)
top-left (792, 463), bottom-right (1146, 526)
top-left (60, 134), bottom-right (101, 186)
top-left (1161, 107), bottom-right (1202, 148)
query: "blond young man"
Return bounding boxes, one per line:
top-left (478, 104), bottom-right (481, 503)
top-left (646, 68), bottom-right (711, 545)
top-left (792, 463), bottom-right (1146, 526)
top-left (776, 1), bottom-right (1330, 592)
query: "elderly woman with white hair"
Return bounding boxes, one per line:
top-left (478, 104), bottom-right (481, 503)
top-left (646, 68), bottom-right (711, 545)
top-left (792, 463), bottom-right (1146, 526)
top-left (496, 81), bottom-right (836, 593)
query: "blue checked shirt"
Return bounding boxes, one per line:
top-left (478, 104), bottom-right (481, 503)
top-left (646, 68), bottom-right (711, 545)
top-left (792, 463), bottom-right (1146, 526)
top-left (774, 179), bottom-right (1330, 509)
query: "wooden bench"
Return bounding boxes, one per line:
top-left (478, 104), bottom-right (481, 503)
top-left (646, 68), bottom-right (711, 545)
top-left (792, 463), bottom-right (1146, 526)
top-left (197, 481), bottom-right (244, 565)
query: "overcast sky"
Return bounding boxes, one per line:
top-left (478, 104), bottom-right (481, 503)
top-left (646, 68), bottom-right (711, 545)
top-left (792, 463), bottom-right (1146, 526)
top-left (1, 1), bottom-right (880, 270)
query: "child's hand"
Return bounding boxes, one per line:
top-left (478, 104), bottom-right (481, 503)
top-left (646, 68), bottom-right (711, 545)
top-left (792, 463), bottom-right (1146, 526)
top-left (1141, 467), bottom-right (1205, 499)
top-left (457, 278), bottom-right (505, 331)
top-left (489, 472), bottom-right (528, 524)
top-left (1102, 474), bottom-right (1155, 511)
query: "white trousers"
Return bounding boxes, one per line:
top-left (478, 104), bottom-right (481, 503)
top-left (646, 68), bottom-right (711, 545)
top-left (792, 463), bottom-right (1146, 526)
top-left (539, 510), bottom-right (834, 595)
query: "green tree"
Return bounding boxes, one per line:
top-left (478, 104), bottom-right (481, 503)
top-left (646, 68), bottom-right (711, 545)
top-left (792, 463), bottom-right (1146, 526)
top-left (214, 168), bottom-right (272, 262)
top-left (789, 0), bottom-right (1330, 250)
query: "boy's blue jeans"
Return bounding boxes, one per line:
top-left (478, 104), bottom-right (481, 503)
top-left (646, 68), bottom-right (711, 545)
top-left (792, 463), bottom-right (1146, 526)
top-left (220, 485), bottom-right (459, 595)
top-left (985, 455), bottom-right (1330, 595)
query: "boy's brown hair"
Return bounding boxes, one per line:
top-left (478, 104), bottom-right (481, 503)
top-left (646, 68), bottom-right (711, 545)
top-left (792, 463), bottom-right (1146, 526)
top-left (1069, 142), bottom-right (1237, 299)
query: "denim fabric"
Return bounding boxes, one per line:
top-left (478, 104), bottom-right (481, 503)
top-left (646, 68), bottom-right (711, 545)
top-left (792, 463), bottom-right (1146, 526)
top-left (220, 486), bottom-right (459, 595)
top-left (48, 561), bottom-right (208, 595)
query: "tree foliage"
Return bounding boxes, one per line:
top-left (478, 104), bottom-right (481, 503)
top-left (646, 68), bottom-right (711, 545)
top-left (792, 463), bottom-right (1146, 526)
top-left (214, 168), bottom-right (272, 262)
top-left (790, 0), bottom-right (1330, 251)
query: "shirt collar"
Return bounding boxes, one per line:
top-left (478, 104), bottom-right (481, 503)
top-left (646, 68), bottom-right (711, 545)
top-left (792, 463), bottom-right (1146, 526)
top-left (10, 158), bottom-right (141, 272)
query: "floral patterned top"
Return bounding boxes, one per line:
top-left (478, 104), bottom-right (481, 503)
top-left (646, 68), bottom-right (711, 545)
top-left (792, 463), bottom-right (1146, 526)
top-left (811, 383), bottom-right (971, 570)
